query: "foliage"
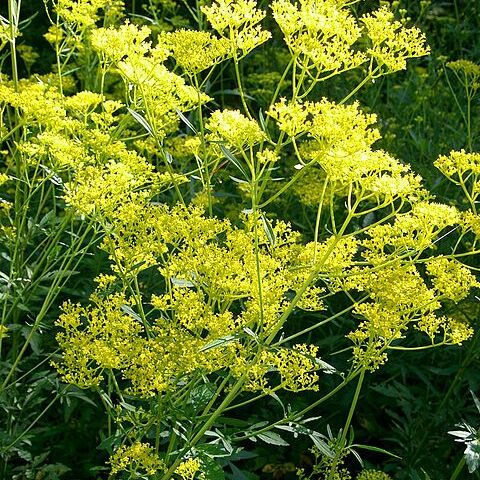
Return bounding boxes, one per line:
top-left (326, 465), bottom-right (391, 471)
top-left (0, 0), bottom-right (479, 479)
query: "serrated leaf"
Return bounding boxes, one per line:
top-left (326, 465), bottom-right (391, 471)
top-left (201, 459), bottom-right (225, 480)
top-left (275, 424), bottom-right (297, 433)
top-left (198, 444), bottom-right (231, 459)
top-left (257, 431), bottom-right (289, 446)
top-left (189, 383), bottom-right (216, 410)
top-left (249, 421), bottom-right (269, 430)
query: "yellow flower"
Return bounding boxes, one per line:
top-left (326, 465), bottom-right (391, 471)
top-left (357, 470), bottom-right (392, 480)
top-left (206, 109), bottom-right (264, 149)
top-left (362, 6), bottom-right (430, 75)
top-left (109, 442), bottom-right (165, 475)
top-left (55, 0), bottom-right (113, 30)
top-left (435, 149), bottom-right (480, 177)
top-left (175, 458), bottom-right (201, 480)
top-left (426, 257), bottom-right (479, 302)
top-left (272, 0), bottom-right (366, 75)
top-left (201, 0), bottom-right (271, 58)
top-left (160, 29), bottom-right (230, 74)
top-left (0, 325), bottom-right (8, 340)
top-left (90, 22), bottom-right (152, 64)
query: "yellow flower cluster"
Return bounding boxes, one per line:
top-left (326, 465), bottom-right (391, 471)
top-left (268, 98), bottom-right (380, 150)
top-left (90, 22), bottom-right (152, 64)
top-left (435, 149), bottom-right (480, 177)
top-left (362, 201), bottom-right (461, 262)
top-left (175, 458), bottom-right (201, 480)
top-left (55, 289), bottom-right (239, 396)
top-left (206, 109), bottom-right (264, 149)
top-left (0, 79), bottom-right (66, 130)
top-left (435, 150), bottom-right (480, 208)
top-left (298, 236), bottom-right (358, 279)
top-left (426, 257), bottom-right (479, 302)
top-left (160, 29), bottom-right (230, 74)
top-left (44, 25), bottom-right (64, 45)
top-left (272, 0), bottom-right (365, 75)
top-left (357, 471), bottom-right (392, 480)
top-left (344, 204), bottom-right (477, 368)
top-left (109, 442), bottom-right (165, 476)
top-left (0, 325), bottom-right (8, 340)
top-left (461, 210), bottom-right (480, 239)
top-left (55, 0), bottom-right (119, 30)
top-left (447, 59), bottom-right (480, 91)
top-left (231, 344), bottom-right (321, 392)
top-left (0, 172), bottom-right (9, 186)
top-left (201, 0), bottom-right (271, 58)
top-left (362, 6), bottom-right (430, 75)
top-left (90, 22), bottom-right (209, 139)
top-left (269, 97), bottom-right (422, 202)
top-left (346, 264), bottom-right (441, 359)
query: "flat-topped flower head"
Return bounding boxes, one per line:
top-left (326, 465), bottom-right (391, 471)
top-left (362, 6), bottom-right (430, 75)
top-left (160, 29), bottom-right (230, 74)
top-left (206, 109), bottom-right (264, 149)
top-left (201, 0), bottom-right (271, 58)
top-left (272, 0), bottom-right (366, 75)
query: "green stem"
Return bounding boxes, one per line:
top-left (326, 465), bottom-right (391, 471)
top-left (233, 57), bottom-right (252, 120)
top-left (449, 455), bottom-right (466, 480)
top-left (160, 377), bottom-right (247, 480)
top-left (8, 0), bottom-right (20, 91)
top-left (327, 369), bottom-right (365, 480)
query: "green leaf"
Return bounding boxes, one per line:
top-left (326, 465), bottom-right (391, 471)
top-left (189, 383), bottom-right (216, 410)
top-left (120, 305), bottom-right (142, 323)
top-left (465, 440), bottom-right (480, 473)
top-left (309, 434), bottom-right (334, 458)
top-left (62, 387), bottom-right (98, 408)
top-left (229, 462), bottom-right (258, 480)
top-left (351, 443), bottom-right (402, 459)
top-left (257, 431), bottom-right (289, 446)
top-left (171, 277), bottom-right (195, 287)
top-left (201, 460), bottom-right (225, 480)
top-left (127, 107), bottom-right (154, 136)
top-left (471, 390), bottom-right (480, 414)
top-left (260, 215), bottom-right (275, 247)
top-left (200, 334), bottom-right (239, 352)
top-left (220, 145), bottom-right (250, 180)
top-left (176, 108), bottom-right (197, 134)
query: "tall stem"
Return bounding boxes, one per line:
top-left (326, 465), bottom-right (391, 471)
top-left (8, 0), bottom-right (20, 91)
top-left (327, 369), bottom-right (365, 479)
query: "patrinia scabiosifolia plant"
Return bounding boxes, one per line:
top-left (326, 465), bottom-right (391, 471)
top-left (1, 0), bottom-right (479, 478)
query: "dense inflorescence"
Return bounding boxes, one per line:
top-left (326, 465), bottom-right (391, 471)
top-left (1, 0), bottom-right (479, 478)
